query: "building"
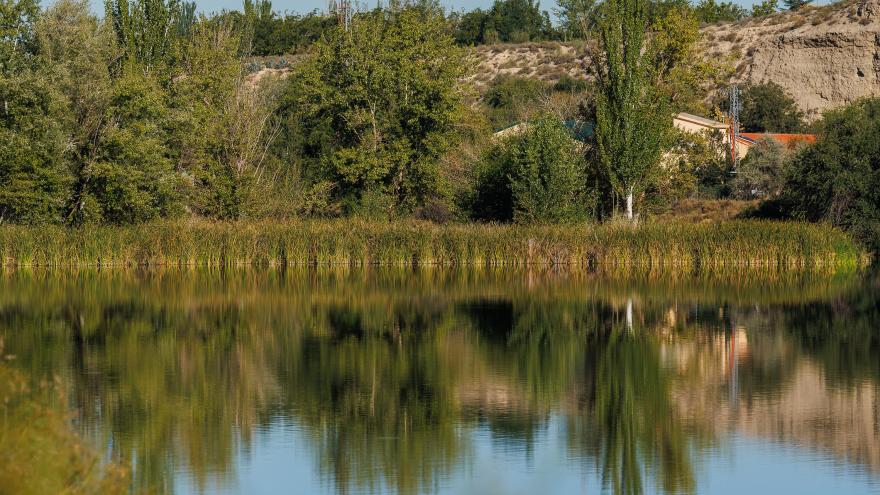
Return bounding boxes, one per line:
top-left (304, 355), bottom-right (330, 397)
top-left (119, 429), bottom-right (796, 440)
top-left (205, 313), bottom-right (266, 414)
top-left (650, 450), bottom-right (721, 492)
top-left (494, 113), bottom-right (816, 160)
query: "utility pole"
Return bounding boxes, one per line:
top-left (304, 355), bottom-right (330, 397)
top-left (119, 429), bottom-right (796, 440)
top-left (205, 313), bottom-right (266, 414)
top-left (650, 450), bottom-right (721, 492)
top-left (329, 0), bottom-right (353, 31)
top-left (727, 84), bottom-right (742, 171)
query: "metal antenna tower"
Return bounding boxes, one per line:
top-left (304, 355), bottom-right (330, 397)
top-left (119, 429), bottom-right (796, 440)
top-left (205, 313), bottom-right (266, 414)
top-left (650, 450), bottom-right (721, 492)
top-left (330, 0), bottom-right (354, 31)
top-left (728, 84), bottom-right (742, 170)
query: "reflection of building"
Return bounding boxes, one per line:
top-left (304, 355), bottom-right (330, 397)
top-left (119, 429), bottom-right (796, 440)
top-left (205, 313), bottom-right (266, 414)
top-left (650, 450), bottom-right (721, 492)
top-left (668, 329), bottom-right (880, 474)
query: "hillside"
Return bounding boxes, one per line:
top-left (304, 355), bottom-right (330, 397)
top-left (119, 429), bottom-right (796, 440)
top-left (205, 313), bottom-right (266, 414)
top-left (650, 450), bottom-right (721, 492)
top-left (470, 0), bottom-right (880, 117)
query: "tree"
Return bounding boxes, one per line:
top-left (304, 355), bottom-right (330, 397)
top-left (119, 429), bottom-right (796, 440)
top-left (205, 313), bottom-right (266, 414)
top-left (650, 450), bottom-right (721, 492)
top-left (693, 0), bottom-right (747, 23)
top-left (282, 6), bottom-right (466, 216)
top-left (73, 70), bottom-right (182, 224)
top-left (171, 20), bottom-right (279, 219)
top-left (104, 0), bottom-right (187, 69)
top-left (483, 76), bottom-right (547, 130)
top-left (485, 0), bottom-right (555, 43)
top-left (0, 0), bottom-right (40, 73)
top-left (0, 70), bottom-right (71, 224)
top-left (751, 0), bottom-right (778, 17)
top-left (732, 137), bottom-right (787, 199)
top-left (508, 116), bottom-right (591, 223)
top-left (555, 0), bottom-right (596, 39)
top-left (649, 5), bottom-right (726, 114)
top-left (452, 9), bottom-right (488, 44)
top-left (783, 0), bottom-right (811, 10)
top-left (783, 98), bottom-right (880, 249)
top-left (0, 0), bottom-right (72, 224)
top-left (593, 0), bottom-right (670, 220)
top-left (35, 0), bottom-right (117, 223)
top-left (740, 82), bottom-right (806, 133)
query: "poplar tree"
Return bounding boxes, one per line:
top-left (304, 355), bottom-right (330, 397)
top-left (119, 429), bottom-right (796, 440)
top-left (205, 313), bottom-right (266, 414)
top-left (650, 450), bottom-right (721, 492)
top-left (593, 0), bottom-right (670, 220)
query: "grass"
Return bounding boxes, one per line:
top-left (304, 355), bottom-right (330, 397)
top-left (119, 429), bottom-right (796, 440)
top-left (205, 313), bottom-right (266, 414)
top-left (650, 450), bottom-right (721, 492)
top-left (0, 219), bottom-right (867, 272)
top-left (657, 199), bottom-right (759, 223)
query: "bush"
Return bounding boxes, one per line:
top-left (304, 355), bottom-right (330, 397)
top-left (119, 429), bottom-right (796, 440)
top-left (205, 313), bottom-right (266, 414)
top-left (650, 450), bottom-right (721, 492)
top-left (782, 98), bottom-right (880, 249)
top-left (739, 82), bottom-right (806, 133)
top-left (732, 137), bottom-right (788, 199)
top-left (751, 0), bottom-right (778, 17)
top-left (473, 116), bottom-right (593, 223)
top-left (483, 76), bottom-right (547, 130)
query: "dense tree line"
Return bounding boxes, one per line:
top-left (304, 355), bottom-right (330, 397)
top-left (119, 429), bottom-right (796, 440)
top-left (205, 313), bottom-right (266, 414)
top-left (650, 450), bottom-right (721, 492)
top-left (1, 0), bottom-right (280, 224)
top-left (188, 0), bottom-right (786, 57)
top-left (2, 0), bottom-right (878, 249)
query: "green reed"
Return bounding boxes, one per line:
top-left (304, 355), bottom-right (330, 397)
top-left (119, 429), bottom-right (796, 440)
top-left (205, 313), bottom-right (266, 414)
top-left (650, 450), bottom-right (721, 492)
top-left (0, 219), bottom-right (868, 272)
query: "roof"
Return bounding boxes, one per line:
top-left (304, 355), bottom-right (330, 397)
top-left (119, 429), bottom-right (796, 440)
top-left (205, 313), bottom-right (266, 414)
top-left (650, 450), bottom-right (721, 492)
top-left (739, 133), bottom-right (817, 148)
top-left (492, 120), bottom-right (594, 142)
top-left (674, 112), bottom-right (727, 129)
top-left (563, 120), bottom-right (594, 141)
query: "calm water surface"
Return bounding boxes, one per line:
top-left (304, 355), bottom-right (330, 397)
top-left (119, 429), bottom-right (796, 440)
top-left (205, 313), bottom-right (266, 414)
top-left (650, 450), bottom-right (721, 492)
top-left (1, 268), bottom-right (879, 494)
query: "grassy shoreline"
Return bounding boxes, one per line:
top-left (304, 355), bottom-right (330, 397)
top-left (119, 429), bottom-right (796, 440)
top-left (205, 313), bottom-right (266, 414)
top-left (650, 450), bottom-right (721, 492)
top-left (0, 219), bottom-right (868, 272)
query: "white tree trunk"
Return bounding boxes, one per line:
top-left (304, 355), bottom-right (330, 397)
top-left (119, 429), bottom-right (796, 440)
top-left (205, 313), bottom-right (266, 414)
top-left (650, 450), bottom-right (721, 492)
top-left (625, 187), bottom-right (634, 221)
top-left (626, 297), bottom-right (633, 332)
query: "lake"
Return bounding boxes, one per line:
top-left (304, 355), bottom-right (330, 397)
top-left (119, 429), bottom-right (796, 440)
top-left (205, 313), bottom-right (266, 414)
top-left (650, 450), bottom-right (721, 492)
top-left (1, 268), bottom-right (879, 494)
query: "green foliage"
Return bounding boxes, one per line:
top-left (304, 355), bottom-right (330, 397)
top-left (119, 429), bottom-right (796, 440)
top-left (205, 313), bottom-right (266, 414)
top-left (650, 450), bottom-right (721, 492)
top-left (683, 129), bottom-right (734, 198)
top-left (508, 116), bottom-right (592, 223)
top-left (483, 76), bottom-right (547, 129)
top-left (732, 137), bottom-right (788, 199)
top-left (452, 0), bottom-right (557, 45)
top-left (783, 0), bottom-right (812, 10)
top-left (0, 70), bottom-right (71, 224)
top-left (238, 0), bottom-right (336, 56)
top-left (555, 0), bottom-right (596, 39)
top-left (739, 82), bottom-right (806, 133)
top-left (471, 145), bottom-right (516, 222)
top-left (783, 98), bottom-right (880, 249)
top-left (104, 0), bottom-right (188, 69)
top-left (751, 0), bottom-right (778, 17)
top-left (593, 0), bottom-right (671, 218)
top-left (693, 0), bottom-right (747, 23)
top-left (0, 0), bottom-right (40, 73)
top-left (650, 5), bottom-right (726, 114)
top-left (282, 7), bottom-right (465, 216)
top-left (473, 117), bottom-right (592, 223)
top-left (75, 70), bottom-right (182, 224)
top-left (171, 21), bottom-right (258, 219)
top-left (451, 9), bottom-right (488, 44)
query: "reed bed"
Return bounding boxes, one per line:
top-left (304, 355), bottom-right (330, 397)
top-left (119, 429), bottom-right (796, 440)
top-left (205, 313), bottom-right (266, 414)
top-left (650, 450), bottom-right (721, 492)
top-left (0, 219), bottom-right (868, 272)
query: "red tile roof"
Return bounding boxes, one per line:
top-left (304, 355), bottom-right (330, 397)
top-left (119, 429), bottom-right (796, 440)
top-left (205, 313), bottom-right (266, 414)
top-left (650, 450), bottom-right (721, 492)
top-left (739, 133), bottom-right (817, 148)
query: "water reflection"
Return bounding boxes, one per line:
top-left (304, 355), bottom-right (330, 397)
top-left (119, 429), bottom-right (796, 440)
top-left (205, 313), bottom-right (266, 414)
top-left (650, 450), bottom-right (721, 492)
top-left (0, 268), bottom-right (878, 494)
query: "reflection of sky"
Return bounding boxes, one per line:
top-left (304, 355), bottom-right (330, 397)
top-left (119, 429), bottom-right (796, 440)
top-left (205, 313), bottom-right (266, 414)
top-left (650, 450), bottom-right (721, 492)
top-left (174, 415), bottom-right (880, 495)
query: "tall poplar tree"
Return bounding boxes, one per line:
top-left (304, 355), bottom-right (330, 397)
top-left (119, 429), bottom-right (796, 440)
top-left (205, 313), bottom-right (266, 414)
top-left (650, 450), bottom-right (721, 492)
top-left (593, 0), bottom-right (670, 220)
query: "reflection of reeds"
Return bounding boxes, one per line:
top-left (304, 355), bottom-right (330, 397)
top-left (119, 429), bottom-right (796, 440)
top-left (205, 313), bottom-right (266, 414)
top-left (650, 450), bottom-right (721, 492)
top-left (0, 266), bottom-right (866, 325)
top-left (0, 220), bottom-right (868, 272)
top-left (0, 339), bottom-right (130, 494)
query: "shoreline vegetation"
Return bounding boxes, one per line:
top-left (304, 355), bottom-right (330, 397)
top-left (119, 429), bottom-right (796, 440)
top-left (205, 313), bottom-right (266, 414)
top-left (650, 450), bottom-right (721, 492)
top-left (0, 220), bottom-right (867, 272)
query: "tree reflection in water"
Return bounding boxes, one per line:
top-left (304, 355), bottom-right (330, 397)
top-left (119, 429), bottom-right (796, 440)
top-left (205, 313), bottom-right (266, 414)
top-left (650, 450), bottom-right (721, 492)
top-left (0, 268), bottom-right (876, 495)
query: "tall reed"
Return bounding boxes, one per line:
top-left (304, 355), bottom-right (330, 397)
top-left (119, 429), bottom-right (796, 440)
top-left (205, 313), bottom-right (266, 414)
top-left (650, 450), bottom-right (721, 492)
top-left (0, 219), bottom-right (868, 272)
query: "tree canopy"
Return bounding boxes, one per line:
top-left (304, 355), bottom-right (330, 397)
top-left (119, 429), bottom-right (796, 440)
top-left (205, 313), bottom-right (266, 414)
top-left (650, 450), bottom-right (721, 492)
top-left (280, 6), bottom-right (466, 217)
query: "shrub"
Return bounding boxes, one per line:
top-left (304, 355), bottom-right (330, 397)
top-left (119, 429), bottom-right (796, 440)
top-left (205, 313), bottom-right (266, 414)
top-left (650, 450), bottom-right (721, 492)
top-left (732, 137), bottom-right (789, 199)
top-left (782, 98), bottom-right (880, 250)
top-left (472, 116), bottom-right (594, 223)
top-left (508, 116), bottom-right (593, 223)
top-left (738, 82), bottom-right (806, 133)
